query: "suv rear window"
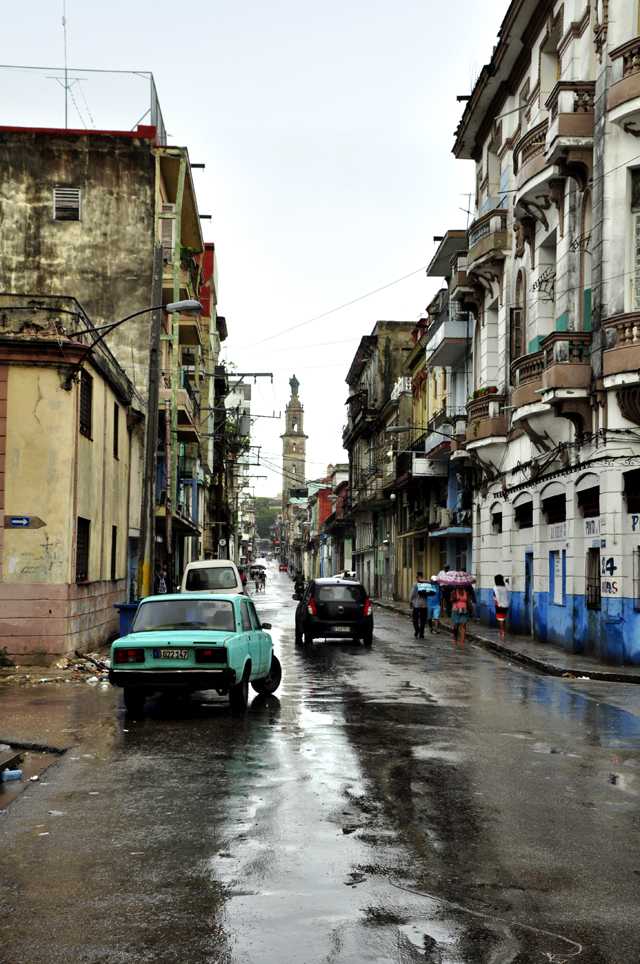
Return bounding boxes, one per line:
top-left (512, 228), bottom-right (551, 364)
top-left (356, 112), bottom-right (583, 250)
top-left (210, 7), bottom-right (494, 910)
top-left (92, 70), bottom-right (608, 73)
top-left (185, 567), bottom-right (238, 591)
top-left (317, 586), bottom-right (364, 602)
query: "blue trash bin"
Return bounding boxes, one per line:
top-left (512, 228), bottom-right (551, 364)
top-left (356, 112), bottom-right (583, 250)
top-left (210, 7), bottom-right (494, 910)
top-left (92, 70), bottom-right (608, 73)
top-left (114, 601), bottom-right (141, 638)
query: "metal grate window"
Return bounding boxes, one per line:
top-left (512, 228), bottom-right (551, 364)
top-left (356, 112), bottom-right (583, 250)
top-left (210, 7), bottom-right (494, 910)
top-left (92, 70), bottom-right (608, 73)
top-left (586, 547), bottom-right (601, 611)
top-left (79, 369), bottom-right (92, 438)
top-left (76, 517), bottom-right (90, 583)
top-left (53, 187), bottom-right (81, 221)
top-left (113, 403), bottom-right (119, 459)
top-left (110, 526), bottom-right (117, 581)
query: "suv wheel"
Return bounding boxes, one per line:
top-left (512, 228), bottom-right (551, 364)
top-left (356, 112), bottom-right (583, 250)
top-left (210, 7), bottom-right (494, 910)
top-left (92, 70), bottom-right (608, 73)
top-left (304, 629), bottom-right (314, 646)
top-left (295, 627), bottom-right (303, 646)
top-left (362, 633), bottom-right (373, 647)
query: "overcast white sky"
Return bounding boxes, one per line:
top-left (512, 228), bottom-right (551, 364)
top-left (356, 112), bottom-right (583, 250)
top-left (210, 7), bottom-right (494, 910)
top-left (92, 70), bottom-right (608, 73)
top-left (1, 0), bottom-right (509, 497)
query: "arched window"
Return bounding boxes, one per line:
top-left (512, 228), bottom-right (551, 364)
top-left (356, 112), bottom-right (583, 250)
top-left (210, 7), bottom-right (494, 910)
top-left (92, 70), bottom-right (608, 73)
top-left (292, 442), bottom-right (296, 452)
top-left (292, 421), bottom-right (298, 432)
top-left (580, 190), bottom-right (592, 330)
top-left (292, 465), bottom-right (296, 475)
top-left (510, 270), bottom-right (525, 377)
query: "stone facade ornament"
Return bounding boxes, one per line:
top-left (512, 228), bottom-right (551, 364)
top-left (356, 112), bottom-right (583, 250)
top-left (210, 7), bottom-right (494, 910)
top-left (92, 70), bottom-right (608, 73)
top-left (594, 0), bottom-right (608, 63)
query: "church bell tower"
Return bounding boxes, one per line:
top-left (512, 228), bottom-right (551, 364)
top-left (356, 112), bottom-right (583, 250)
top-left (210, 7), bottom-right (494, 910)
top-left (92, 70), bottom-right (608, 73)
top-left (281, 374), bottom-right (308, 504)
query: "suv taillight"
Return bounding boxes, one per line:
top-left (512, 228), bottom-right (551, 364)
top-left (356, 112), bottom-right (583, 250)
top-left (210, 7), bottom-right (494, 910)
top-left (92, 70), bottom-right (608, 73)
top-left (363, 599), bottom-right (372, 617)
top-left (307, 597), bottom-right (317, 616)
top-left (114, 648), bottom-right (145, 664)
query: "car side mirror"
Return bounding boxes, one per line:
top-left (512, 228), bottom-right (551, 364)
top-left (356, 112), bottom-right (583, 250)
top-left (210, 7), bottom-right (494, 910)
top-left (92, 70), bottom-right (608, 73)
top-left (261, 622), bottom-right (272, 630)
top-left (292, 593), bottom-right (302, 601)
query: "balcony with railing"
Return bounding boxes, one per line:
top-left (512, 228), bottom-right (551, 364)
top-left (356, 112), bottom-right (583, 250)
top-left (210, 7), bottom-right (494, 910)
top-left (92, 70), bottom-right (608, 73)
top-left (424, 294), bottom-right (473, 368)
top-left (541, 331), bottom-right (591, 391)
top-left (609, 38), bottom-right (640, 129)
top-left (513, 121), bottom-right (548, 190)
top-left (466, 394), bottom-right (508, 445)
top-left (466, 208), bottom-right (509, 269)
top-left (545, 81), bottom-right (595, 171)
top-left (603, 313), bottom-right (640, 379)
top-left (510, 350), bottom-right (544, 409)
top-left (159, 373), bottom-right (201, 442)
top-left (342, 389), bottom-right (378, 447)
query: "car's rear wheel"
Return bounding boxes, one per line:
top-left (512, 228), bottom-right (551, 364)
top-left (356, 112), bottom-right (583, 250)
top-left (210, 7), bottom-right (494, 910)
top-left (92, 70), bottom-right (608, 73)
top-left (295, 626), bottom-right (303, 646)
top-left (229, 672), bottom-right (249, 711)
top-left (251, 655), bottom-right (282, 695)
top-left (304, 629), bottom-right (314, 645)
top-left (123, 687), bottom-right (146, 714)
top-left (362, 633), bottom-right (373, 647)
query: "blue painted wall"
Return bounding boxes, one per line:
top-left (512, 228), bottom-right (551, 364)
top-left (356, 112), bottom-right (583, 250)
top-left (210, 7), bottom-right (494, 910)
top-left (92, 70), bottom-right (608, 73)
top-left (475, 587), bottom-right (640, 665)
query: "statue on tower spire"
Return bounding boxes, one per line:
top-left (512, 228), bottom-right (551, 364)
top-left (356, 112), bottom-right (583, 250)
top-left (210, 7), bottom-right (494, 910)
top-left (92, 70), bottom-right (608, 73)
top-left (289, 374), bottom-right (300, 397)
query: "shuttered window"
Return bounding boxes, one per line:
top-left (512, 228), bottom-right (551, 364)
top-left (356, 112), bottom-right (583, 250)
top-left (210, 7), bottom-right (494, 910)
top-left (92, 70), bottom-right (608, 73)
top-left (76, 518), bottom-right (90, 583)
top-left (514, 501), bottom-right (533, 529)
top-left (79, 369), bottom-right (93, 438)
top-left (110, 526), bottom-right (117, 581)
top-left (53, 188), bottom-right (81, 221)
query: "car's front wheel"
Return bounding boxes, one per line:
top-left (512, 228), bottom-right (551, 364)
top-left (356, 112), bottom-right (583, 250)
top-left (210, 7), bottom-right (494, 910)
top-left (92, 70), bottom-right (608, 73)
top-left (123, 687), bottom-right (146, 714)
top-left (251, 655), bottom-right (282, 695)
top-left (229, 672), bottom-right (249, 711)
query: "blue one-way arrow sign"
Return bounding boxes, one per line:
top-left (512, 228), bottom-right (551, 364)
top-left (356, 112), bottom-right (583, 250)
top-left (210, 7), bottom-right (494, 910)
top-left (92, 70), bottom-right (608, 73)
top-left (4, 516), bottom-right (46, 529)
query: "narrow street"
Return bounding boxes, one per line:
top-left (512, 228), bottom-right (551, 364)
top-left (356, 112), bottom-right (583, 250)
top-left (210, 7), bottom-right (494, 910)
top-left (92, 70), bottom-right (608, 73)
top-left (2, 564), bottom-right (640, 964)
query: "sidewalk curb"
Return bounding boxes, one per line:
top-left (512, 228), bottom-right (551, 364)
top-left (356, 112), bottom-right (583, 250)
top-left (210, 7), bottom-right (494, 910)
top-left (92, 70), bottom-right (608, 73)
top-left (372, 601), bottom-right (640, 685)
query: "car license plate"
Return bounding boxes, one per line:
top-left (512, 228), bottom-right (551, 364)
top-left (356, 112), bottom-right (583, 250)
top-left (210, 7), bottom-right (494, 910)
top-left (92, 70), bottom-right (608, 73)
top-left (332, 626), bottom-right (350, 632)
top-left (153, 648), bottom-right (189, 659)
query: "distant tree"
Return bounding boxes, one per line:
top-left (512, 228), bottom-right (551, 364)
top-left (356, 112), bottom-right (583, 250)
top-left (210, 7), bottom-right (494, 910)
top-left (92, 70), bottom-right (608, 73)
top-left (254, 497), bottom-right (279, 539)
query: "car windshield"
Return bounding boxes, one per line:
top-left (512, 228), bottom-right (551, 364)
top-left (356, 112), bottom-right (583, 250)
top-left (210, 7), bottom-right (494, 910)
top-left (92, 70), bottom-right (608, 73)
top-left (131, 599), bottom-right (236, 632)
top-left (185, 567), bottom-right (238, 591)
top-left (317, 586), bottom-right (363, 602)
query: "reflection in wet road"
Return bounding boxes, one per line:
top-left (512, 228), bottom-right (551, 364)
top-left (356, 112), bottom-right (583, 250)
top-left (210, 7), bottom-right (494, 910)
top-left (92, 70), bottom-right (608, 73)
top-left (1, 566), bottom-right (640, 962)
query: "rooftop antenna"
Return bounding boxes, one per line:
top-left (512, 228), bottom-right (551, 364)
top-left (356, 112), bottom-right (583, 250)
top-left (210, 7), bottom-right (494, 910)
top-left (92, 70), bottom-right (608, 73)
top-left (62, 0), bottom-right (68, 127)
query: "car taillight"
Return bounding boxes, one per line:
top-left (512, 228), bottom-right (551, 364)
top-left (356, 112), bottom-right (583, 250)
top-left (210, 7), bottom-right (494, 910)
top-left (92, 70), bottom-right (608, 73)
top-left (363, 599), bottom-right (372, 617)
top-left (114, 648), bottom-right (145, 664)
top-left (307, 597), bottom-right (317, 616)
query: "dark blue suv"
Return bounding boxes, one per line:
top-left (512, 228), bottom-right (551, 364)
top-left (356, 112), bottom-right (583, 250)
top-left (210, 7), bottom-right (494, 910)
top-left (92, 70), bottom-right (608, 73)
top-left (293, 578), bottom-right (373, 646)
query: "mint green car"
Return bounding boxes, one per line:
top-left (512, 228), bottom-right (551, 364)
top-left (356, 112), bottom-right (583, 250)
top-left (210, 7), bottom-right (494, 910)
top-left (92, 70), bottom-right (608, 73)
top-left (109, 593), bottom-right (281, 714)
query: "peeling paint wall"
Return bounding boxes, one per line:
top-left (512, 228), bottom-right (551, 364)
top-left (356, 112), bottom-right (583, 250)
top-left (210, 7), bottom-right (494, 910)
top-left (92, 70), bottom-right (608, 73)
top-left (0, 129), bottom-right (157, 400)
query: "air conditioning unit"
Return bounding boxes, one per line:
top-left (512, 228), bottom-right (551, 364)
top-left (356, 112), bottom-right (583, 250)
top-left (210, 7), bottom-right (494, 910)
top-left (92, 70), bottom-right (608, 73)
top-left (429, 505), bottom-right (439, 525)
top-left (160, 203), bottom-right (176, 262)
top-left (437, 507), bottom-right (452, 529)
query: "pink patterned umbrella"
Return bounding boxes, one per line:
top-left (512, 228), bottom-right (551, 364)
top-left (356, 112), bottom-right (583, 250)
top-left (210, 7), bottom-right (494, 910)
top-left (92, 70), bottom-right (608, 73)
top-left (437, 570), bottom-right (476, 586)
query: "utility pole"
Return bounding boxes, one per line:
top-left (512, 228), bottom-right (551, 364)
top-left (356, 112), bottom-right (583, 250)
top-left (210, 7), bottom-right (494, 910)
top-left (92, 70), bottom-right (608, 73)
top-left (137, 243), bottom-right (163, 598)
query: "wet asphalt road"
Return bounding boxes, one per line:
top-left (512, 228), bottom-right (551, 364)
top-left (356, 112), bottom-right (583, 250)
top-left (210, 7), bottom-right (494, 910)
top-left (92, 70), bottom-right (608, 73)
top-left (2, 567), bottom-right (640, 963)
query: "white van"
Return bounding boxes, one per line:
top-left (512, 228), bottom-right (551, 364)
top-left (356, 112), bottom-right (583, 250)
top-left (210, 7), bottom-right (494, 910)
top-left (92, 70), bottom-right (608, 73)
top-left (180, 560), bottom-right (244, 595)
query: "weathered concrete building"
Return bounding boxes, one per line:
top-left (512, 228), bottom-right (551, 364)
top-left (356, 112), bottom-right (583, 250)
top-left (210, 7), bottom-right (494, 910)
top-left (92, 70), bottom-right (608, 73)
top-left (0, 296), bottom-right (136, 661)
top-left (0, 120), bottom-right (221, 657)
top-left (342, 321), bottom-right (415, 599)
top-left (449, 0), bottom-right (640, 662)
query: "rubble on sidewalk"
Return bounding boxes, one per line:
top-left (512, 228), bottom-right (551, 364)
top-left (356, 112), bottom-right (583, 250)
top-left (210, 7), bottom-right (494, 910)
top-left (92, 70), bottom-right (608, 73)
top-left (1, 650), bottom-right (110, 686)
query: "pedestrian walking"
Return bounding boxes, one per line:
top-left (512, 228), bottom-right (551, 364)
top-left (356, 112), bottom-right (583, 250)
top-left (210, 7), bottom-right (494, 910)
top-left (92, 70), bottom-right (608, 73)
top-left (254, 573), bottom-right (261, 593)
top-left (259, 572), bottom-right (266, 592)
top-left (493, 574), bottom-right (509, 639)
top-left (437, 563), bottom-right (452, 616)
top-left (409, 570), bottom-right (431, 639)
top-left (450, 585), bottom-right (470, 646)
top-left (427, 575), bottom-right (442, 634)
